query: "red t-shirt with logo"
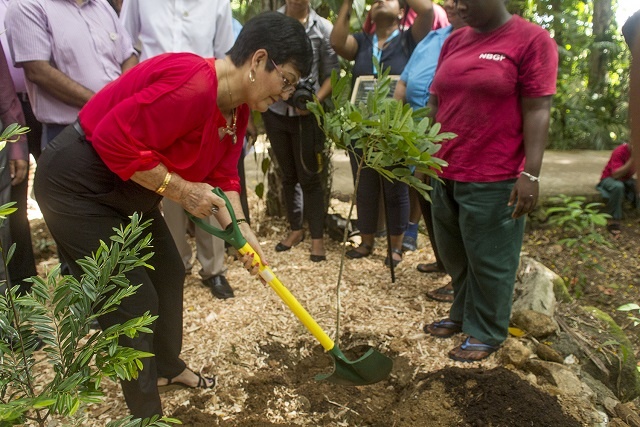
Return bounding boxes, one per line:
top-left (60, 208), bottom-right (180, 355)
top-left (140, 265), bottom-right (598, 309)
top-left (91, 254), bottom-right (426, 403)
top-left (430, 15), bottom-right (558, 182)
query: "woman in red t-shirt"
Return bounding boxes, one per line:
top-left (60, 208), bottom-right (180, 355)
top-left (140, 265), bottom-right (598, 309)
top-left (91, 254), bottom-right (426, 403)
top-left (33, 12), bottom-right (312, 419)
top-left (423, 0), bottom-right (558, 362)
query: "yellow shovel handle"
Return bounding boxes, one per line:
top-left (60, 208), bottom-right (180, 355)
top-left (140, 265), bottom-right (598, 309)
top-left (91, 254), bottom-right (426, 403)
top-left (238, 242), bottom-right (335, 352)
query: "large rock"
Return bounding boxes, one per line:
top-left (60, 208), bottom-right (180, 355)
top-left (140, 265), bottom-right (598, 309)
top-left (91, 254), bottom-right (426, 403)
top-left (514, 256), bottom-right (566, 317)
top-left (548, 305), bottom-right (640, 402)
top-left (524, 359), bottom-right (593, 399)
top-left (511, 309), bottom-right (557, 338)
top-left (581, 306), bottom-right (640, 402)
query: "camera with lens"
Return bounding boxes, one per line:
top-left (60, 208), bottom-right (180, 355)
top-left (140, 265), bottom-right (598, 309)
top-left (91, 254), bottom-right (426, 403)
top-left (286, 78), bottom-right (316, 111)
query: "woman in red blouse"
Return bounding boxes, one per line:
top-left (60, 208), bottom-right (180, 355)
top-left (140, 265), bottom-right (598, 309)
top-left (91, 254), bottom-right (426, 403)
top-left (33, 12), bottom-right (312, 419)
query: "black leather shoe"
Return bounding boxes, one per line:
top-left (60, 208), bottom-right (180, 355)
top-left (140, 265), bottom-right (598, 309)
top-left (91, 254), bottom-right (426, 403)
top-left (203, 275), bottom-right (234, 299)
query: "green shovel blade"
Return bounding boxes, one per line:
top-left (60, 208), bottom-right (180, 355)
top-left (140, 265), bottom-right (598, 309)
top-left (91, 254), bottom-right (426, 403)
top-left (315, 346), bottom-right (393, 386)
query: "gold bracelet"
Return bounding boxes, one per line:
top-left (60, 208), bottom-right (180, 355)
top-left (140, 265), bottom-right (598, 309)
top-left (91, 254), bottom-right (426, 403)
top-left (155, 172), bottom-right (172, 194)
top-left (236, 218), bottom-right (247, 225)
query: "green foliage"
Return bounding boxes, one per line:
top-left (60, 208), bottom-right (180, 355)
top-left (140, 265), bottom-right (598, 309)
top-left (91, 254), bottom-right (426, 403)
top-left (618, 303), bottom-right (640, 327)
top-left (545, 194), bottom-right (612, 248)
top-left (0, 123), bottom-right (30, 152)
top-left (515, 0), bottom-right (630, 149)
top-left (308, 60), bottom-right (454, 337)
top-left (0, 214), bottom-right (178, 427)
top-left (308, 59), bottom-right (454, 202)
top-left (107, 415), bottom-right (182, 427)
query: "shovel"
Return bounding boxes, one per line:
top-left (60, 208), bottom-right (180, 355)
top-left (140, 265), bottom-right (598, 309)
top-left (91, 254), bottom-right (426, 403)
top-left (188, 188), bottom-right (393, 386)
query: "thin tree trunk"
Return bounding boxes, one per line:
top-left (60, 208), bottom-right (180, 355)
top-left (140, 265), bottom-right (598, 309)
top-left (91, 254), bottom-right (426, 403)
top-left (588, 0), bottom-right (614, 91)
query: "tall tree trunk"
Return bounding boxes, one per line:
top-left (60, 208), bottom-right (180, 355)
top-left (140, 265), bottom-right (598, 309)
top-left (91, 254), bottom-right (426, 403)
top-left (588, 0), bottom-right (614, 92)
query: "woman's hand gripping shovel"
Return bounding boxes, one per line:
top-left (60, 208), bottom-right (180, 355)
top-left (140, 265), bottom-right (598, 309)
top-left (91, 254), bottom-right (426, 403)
top-left (188, 188), bottom-right (393, 386)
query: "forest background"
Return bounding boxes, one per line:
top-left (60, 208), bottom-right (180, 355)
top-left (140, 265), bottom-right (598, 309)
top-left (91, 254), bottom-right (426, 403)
top-left (230, 0), bottom-right (636, 152)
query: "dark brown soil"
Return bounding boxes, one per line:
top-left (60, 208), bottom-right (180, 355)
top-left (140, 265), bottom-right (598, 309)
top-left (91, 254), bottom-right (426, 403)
top-left (171, 341), bottom-right (583, 426)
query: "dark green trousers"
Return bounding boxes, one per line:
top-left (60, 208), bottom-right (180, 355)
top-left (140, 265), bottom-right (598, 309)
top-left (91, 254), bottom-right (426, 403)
top-left (431, 179), bottom-right (525, 346)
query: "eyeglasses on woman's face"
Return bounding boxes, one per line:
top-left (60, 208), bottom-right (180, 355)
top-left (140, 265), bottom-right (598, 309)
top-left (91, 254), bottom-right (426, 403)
top-left (270, 59), bottom-right (297, 95)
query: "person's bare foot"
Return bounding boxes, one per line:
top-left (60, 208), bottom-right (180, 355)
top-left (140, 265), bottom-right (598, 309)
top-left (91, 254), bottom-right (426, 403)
top-left (310, 238), bottom-right (326, 262)
top-left (448, 337), bottom-right (499, 363)
top-left (310, 238), bottom-right (325, 257)
top-left (275, 229), bottom-right (305, 251)
top-left (426, 282), bottom-right (454, 303)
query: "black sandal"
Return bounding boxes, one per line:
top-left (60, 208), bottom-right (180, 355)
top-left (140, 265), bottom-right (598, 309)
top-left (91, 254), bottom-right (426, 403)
top-left (384, 248), bottom-right (403, 268)
top-left (158, 369), bottom-right (216, 393)
top-left (346, 242), bottom-right (373, 259)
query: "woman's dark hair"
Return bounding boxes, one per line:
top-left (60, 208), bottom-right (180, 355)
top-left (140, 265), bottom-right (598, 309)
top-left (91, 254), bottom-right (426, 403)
top-left (227, 12), bottom-right (313, 78)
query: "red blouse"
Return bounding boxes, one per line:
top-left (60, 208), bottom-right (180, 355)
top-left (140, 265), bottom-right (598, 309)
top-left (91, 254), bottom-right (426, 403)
top-left (78, 53), bottom-right (248, 193)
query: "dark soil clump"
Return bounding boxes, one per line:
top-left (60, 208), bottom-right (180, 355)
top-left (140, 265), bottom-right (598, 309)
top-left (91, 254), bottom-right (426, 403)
top-left (219, 342), bottom-right (583, 426)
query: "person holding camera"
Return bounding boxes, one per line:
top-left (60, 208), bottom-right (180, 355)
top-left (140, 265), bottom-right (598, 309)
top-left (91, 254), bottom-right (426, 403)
top-left (263, 0), bottom-right (340, 262)
top-left (331, 0), bottom-right (436, 267)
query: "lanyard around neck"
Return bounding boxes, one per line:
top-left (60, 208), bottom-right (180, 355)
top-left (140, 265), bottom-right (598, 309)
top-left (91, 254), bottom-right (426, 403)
top-left (371, 28), bottom-right (400, 73)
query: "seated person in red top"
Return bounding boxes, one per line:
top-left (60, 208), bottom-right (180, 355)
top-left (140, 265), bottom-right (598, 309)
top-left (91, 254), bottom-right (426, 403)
top-left (596, 142), bottom-right (637, 235)
top-left (33, 12), bottom-right (312, 419)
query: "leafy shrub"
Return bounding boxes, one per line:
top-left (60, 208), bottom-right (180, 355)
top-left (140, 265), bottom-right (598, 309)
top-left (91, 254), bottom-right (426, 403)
top-left (0, 213), bottom-right (179, 426)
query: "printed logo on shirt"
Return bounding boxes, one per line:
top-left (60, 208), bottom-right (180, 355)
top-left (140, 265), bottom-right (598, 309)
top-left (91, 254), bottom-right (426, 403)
top-left (479, 53), bottom-right (506, 62)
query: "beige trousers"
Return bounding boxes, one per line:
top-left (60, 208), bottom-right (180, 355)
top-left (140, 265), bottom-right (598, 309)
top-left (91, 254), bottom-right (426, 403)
top-left (162, 198), bottom-right (226, 279)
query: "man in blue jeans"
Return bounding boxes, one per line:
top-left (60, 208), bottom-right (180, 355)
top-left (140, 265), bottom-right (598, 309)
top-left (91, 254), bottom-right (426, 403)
top-left (596, 142), bottom-right (638, 236)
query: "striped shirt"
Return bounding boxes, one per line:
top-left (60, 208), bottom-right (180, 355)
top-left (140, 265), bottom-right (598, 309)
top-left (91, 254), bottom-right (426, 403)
top-left (0, 0), bottom-right (26, 93)
top-left (5, 0), bottom-right (136, 125)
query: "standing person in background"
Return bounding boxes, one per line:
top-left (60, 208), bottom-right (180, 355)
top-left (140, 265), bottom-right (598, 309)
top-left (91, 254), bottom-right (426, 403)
top-left (0, 43), bottom-right (29, 285)
top-left (5, 0), bottom-right (138, 149)
top-left (623, 10), bottom-right (640, 190)
top-left (395, 0), bottom-right (448, 254)
top-left (5, 0), bottom-right (138, 276)
top-left (331, 0), bottom-right (435, 268)
top-left (0, 0), bottom-right (39, 294)
top-left (424, 0), bottom-right (558, 361)
top-left (263, 0), bottom-right (339, 262)
top-left (120, 0), bottom-right (238, 299)
top-left (393, 0), bottom-right (465, 303)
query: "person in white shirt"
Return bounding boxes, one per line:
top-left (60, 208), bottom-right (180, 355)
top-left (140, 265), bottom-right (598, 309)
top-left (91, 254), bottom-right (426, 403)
top-left (120, 0), bottom-right (236, 299)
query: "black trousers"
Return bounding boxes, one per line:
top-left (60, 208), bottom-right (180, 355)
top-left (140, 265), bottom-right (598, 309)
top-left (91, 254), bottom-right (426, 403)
top-left (262, 110), bottom-right (326, 238)
top-left (33, 125), bottom-right (186, 417)
top-left (348, 146), bottom-right (409, 236)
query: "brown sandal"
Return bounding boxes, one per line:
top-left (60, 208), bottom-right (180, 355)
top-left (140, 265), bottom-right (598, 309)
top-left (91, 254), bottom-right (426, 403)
top-left (424, 318), bottom-right (462, 338)
top-left (426, 283), bottom-right (454, 303)
top-left (417, 262), bottom-right (445, 274)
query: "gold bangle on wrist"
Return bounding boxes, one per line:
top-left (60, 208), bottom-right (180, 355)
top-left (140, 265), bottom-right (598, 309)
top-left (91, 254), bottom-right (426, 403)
top-left (236, 218), bottom-right (248, 225)
top-left (155, 172), bottom-right (172, 194)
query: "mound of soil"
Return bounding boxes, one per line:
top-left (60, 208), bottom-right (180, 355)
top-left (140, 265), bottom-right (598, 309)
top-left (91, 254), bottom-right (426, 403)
top-left (172, 342), bottom-right (582, 427)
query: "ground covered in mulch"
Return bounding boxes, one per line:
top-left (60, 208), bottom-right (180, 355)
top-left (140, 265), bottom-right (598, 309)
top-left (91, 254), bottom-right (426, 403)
top-left (26, 195), bottom-right (640, 426)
